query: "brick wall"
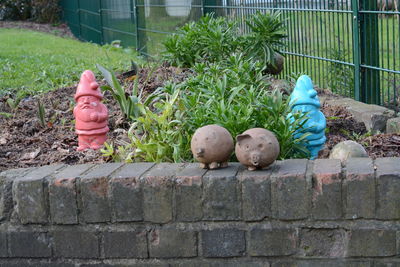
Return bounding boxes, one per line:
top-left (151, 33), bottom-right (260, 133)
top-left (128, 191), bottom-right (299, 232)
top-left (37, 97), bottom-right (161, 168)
top-left (0, 158), bottom-right (399, 266)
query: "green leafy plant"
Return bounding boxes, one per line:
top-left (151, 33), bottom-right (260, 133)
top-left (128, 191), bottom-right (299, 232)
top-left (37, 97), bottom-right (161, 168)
top-left (243, 11), bottom-right (287, 67)
top-left (0, 112), bottom-right (12, 118)
top-left (97, 64), bottom-right (142, 121)
top-left (170, 54), bottom-right (310, 159)
top-left (254, 90), bottom-right (310, 159)
top-left (107, 54), bottom-right (309, 162)
top-left (162, 12), bottom-right (287, 69)
top-left (37, 100), bottom-right (46, 127)
top-left (162, 14), bottom-right (240, 67)
top-left (327, 47), bottom-right (354, 96)
top-left (6, 95), bottom-right (23, 111)
top-left (127, 89), bottom-right (191, 162)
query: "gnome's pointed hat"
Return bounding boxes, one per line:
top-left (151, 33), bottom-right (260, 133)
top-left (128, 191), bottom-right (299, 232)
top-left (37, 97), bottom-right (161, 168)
top-left (289, 75), bottom-right (320, 108)
top-left (74, 70), bottom-right (102, 100)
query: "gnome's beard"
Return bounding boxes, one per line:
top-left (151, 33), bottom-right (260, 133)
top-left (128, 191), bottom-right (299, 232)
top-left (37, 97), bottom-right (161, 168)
top-left (76, 103), bottom-right (101, 121)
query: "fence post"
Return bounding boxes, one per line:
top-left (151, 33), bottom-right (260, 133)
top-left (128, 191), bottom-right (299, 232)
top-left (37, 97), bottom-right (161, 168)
top-left (98, 0), bottom-right (104, 44)
top-left (203, 0), bottom-right (216, 15)
top-left (351, 0), bottom-right (361, 101)
top-left (76, 0), bottom-right (82, 39)
top-left (131, 0), bottom-right (139, 51)
top-left (359, 0), bottom-right (380, 104)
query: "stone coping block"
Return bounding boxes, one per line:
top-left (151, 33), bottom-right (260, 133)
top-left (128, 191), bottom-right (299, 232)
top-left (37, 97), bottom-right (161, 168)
top-left (1, 159), bottom-right (400, 224)
top-left (326, 98), bottom-right (395, 133)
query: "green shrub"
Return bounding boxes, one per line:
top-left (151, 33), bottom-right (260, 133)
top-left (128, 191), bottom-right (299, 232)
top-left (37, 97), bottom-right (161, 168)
top-left (243, 11), bottom-right (287, 68)
top-left (31, 0), bottom-right (60, 23)
top-left (102, 55), bottom-right (309, 162)
top-left (0, 0), bottom-right (31, 20)
top-left (162, 11), bottom-right (287, 68)
top-left (162, 14), bottom-right (239, 67)
top-left (173, 54), bottom-right (309, 159)
top-left (0, 0), bottom-right (59, 23)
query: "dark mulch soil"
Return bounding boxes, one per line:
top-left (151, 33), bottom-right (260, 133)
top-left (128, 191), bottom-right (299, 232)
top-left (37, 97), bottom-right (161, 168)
top-left (0, 65), bottom-right (195, 171)
top-left (2, 69), bottom-right (399, 171)
top-left (0, 21), bottom-right (75, 38)
top-left (318, 102), bottom-right (400, 159)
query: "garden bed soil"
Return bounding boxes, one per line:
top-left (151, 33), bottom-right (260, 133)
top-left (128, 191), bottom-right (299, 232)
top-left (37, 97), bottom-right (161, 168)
top-left (1, 67), bottom-right (399, 171)
top-left (0, 65), bottom-right (193, 171)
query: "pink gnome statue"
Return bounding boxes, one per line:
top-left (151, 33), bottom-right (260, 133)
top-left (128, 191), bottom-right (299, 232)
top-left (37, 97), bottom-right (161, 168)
top-left (73, 70), bottom-right (109, 151)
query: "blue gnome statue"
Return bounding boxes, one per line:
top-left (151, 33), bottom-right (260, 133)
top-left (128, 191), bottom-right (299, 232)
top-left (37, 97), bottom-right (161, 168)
top-left (288, 75), bottom-right (326, 159)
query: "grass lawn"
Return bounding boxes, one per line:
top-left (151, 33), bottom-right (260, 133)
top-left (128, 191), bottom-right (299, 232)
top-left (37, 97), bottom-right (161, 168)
top-left (0, 28), bottom-right (143, 98)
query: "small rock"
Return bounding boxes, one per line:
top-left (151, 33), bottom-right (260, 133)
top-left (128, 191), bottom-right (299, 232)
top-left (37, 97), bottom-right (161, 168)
top-left (329, 140), bottom-right (368, 162)
top-left (386, 117), bottom-right (400, 134)
top-left (20, 148), bottom-right (41, 161)
top-left (270, 79), bottom-right (291, 95)
top-left (0, 136), bottom-right (7, 145)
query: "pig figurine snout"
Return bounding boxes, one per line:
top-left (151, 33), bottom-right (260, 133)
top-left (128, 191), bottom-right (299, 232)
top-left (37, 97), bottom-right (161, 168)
top-left (235, 128), bottom-right (280, 171)
top-left (251, 153), bottom-right (261, 167)
top-left (196, 148), bottom-right (205, 158)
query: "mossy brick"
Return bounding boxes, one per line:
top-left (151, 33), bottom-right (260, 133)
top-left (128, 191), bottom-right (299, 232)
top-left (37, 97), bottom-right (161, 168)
top-left (271, 261), bottom-right (371, 267)
top-left (271, 159), bottom-right (309, 220)
top-left (374, 261), bottom-right (400, 267)
top-left (347, 229), bottom-right (396, 257)
top-left (175, 163), bottom-right (206, 222)
top-left (201, 228), bottom-right (245, 258)
top-left (375, 158), bottom-right (400, 219)
top-left (239, 168), bottom-right (272, 221)
top-left (79, 163), bottom-right (123, 223)
top-left (49, 164), bottom-right (93, 224)
top-left (12, 164), bottom-right (64, 224)
top-left (173, 259), bottom-right (270, 267)
top-left (149, 229), bottom-right (197, 258)
top-left (203, 163), bottom-right (241, 221)
top-left (0, 168), bottom-right (32, 221)
top-left (142, 163), bottom-right (184, 223)
top-left (299, 228), bottom-right (347, 257)
top-left (53, 230), bottom-right (99, 259)
top-left (0, 262), bottom-right (75, 267)
top-left (344, 158), bottom-right (375, 219)
top-left (0, 232), bottom-right (6, 257)
top-left (249, 228), bottom-right (296, 256)
top-left (103, 231), bottom-right (148, 258)
top-left (312, 159), bottom-right (342, 220)
top-left (109, 163), bottom-right (154, 222)
top-left (8, 231), bottom-right (51, 258)
top-left (79, 263), bottom-right (169, 267)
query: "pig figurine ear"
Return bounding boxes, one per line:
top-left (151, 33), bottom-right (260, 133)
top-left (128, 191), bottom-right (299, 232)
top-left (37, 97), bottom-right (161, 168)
top-left (236, 134), bottom-right (251, 145)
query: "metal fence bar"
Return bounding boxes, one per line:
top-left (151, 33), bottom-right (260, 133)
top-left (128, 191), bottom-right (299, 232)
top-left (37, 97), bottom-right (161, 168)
top-left (352, 0), bottom-right (361, 101)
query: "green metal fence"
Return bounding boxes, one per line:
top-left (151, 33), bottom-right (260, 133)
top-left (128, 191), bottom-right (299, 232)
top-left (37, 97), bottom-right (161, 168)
top-left (59, 0), bottom-right (400, 110)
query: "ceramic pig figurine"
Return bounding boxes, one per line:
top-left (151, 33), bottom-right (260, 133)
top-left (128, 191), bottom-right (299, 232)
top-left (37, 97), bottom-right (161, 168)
top-left (191, 125), bottom-right (234, 169)
top-left (235, 128), bottom-right (280, 171)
